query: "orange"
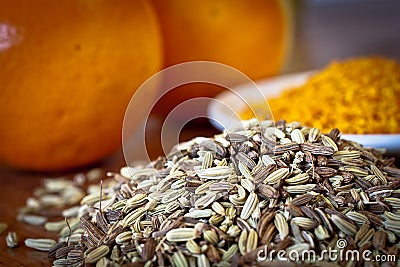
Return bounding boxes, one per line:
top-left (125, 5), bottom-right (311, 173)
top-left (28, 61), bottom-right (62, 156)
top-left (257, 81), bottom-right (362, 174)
top-left (151, 0), bottom-right (291, 115)
top-left (0, 0), bottom-right (162, 171)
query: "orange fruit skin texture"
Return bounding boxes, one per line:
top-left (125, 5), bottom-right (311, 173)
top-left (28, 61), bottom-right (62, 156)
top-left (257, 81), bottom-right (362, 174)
top-left (151, 0), bottom-right (288, 115)
top-left (0, 0), bottom-right (162, 171)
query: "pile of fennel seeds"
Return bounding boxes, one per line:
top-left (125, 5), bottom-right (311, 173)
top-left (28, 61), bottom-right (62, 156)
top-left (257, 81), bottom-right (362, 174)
top-left (15, 119), bottom-right (400, 267)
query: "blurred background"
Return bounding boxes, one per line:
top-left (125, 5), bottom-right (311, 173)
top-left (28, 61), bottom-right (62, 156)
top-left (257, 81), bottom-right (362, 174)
top-left (288, 0), bottom-right (400, 72)
top-left (1, 0), bottom-right (400, 172)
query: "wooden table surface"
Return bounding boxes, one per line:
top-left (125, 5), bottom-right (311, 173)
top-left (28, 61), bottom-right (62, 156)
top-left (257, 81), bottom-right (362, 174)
top-left (2, 1), bottom-right (400, 265)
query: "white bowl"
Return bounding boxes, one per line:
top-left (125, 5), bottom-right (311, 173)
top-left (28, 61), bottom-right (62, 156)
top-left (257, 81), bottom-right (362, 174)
top-left (207, 71), bottom-right (400, 154)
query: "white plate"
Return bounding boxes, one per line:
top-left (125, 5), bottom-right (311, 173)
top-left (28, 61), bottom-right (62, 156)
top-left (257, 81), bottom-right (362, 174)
top-left (207, 71), bottom-right (400, 154)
